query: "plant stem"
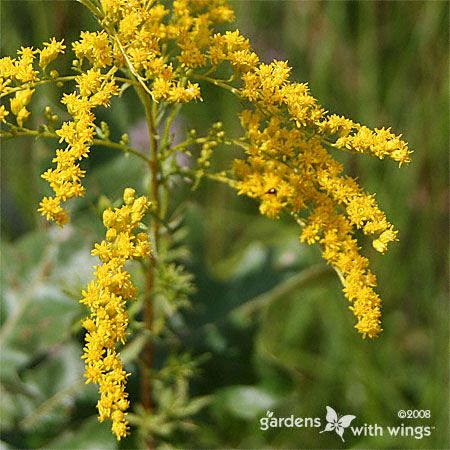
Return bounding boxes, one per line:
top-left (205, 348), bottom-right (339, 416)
top-left (0, 127), bottom-right (150, 163)
top-left (136, 86), bottom-right (159, 448)
top-left (0, 75), bottom-right (136, 99)
top-left (138, 87), bottom-right (160, 247)
top-left (190, 73), bottom-right (239, 95)
top-left (160, 103), bottom-right (181, 152)
top-left (114, 35), bottom-right (156, 100)
top-left (77, 0), bottom-right (104, 20)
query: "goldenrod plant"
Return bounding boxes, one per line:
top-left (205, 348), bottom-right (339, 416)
top-left (1, 0), bottom-right (413, 445)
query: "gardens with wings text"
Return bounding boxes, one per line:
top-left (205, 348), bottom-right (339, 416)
top-left (259, 406), bottom-right (434, 442)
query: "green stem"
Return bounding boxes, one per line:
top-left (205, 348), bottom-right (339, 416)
top-left (118, 35), bottom-right (163, 432)
top-left (164, 135), bottom-right (238, 159)
top-left (178, 167), bottom-right (236, 186)
top-left (164, 136), bottom-right (207, 156)
top-left (190, 73), bottom-right (239, 95)
top-left (137, 87), bottom-right (160, 245)
top-left (0, 127), bottom-right (150, 163)
top-left (0, 76), bottom-right (77, 98)
top-left (160, 103), bottom-right (181, 152)
top-left (158, 104), bottom-right (181, 221)
top-left (0, 75), bottom-right (136, 99)
top-left (114, 36), bottom-right (156, 100)
top-left (77, 0), bottom-right (104, 20)
top-left (136, 85), bottom-right (159, 447)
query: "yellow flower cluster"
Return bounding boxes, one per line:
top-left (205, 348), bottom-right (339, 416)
top-left (1, 1), bottom-right (409, 342)
top-left (9, 88), bottom-right (34, 127)
top-left (210, 30), bottom-right (259, 73)
top-left (97, 0), bottom-right (234, 103)
top-left (196, 4), bottom-right (410, 337)
top-left (233, 89), bottom-right (409, 337)
top-left (165, 4), bottom-right (406, 338)
top-left (300, 193), bottom-right (383, 336)
top-left (38, 67), bottom-right (119, 225)
top-left (0, 40), bottom-right (66, 125)
top-left (0, 32), bottom-right (120, 226)
top-left (39, 37), bottom-right (66, 69)
top-left (72, 31), bottom-right (114, 69)
top-left (0, 47), bottom-right (38, 126)
top-left (0, 46), bottom-right (39, 89)
top-left (81, 188), bottom-right (151, 439)
top-left (71, 0), bottom-right (408, 338)
top-left (241, 61), bottom-right (324, 125)
top-left (0, 105), bottom-right (8, 123)
top-left (320, 115), bottom-right (411, 165)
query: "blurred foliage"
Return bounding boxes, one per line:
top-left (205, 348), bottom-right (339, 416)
top-left (1, 1), bottom-right (448, 449)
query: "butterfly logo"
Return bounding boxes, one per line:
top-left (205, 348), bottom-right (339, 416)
top-left (319, 406), bottom-right (356, 442)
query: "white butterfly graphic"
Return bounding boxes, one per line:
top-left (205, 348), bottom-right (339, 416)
top-left (319, 406), bottom-right (356, 442)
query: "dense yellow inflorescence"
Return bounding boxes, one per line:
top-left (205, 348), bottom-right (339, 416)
top-left (0, 0), bottom-right (411, 362)
top-left (230, 58), bottom-right (410, 336)
top-left (81, 188), bottom-right (151, 439)
top-left (38, 66), bottom-right (119, 225)
top-left (99, 0), bottom-right (235, 102)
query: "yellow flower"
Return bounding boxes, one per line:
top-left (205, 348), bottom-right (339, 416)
top-left (39, 69), bottom-right (118, 225)
top-left (0, 105), bottom-right (9, 123)
top-left (214, 14), bottom-right (411, 337)
top-left (119, 11), bottom-right (143, 39)
top-left (234, 93), bottom-right (409, 337)
top-left (27, 0), bottom-right (410, 351)
top-left (75, 68), bottom-right (102, 97)
top-left (15, 47), bottom-right (39, 82)
top-left (335, 125), bottom-right (411, 165)
top-left (39, 37), bottom-right (66, 69)
top-left (210, 30), bottom-right (258, 72)
top-left (81, 188), bottom-right (151, 440)
top-left (9, 88), bottom-right (34, 127)
top-left (72, 31), bottom-right (113, 68)
top-left (37, 197), bottom-right (69, 225)
top-left (0, 56), bottom-right (16, 79)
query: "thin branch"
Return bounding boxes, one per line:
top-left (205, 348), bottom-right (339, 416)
top-left (0, 76), bottom-right (77, 99)
top-left (178, 168), bottom-right (236, 187)
top-left (77, 0), bottom-right (104, 20)
top-left (0, 75), bottom-right (136, 99)
top-left (190, 73), bottom-right (239, 95)
top-left (160, 103), bottom-right (181, 153)
top-left (0, 127), bottom-right (151, 163)
top-left (114, 36), bottom-right (156, 100)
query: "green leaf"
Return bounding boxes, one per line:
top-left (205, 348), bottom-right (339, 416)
top-left (214, 385), bottom-right (278, 420)
top-left (41, 416), bottom-right (117, 450)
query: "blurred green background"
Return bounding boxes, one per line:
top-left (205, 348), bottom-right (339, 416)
top-left (1, 1), bottom-right (448, 449)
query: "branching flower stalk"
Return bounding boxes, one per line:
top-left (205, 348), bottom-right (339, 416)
top-left (0, 0), bottom-right (411, 444)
